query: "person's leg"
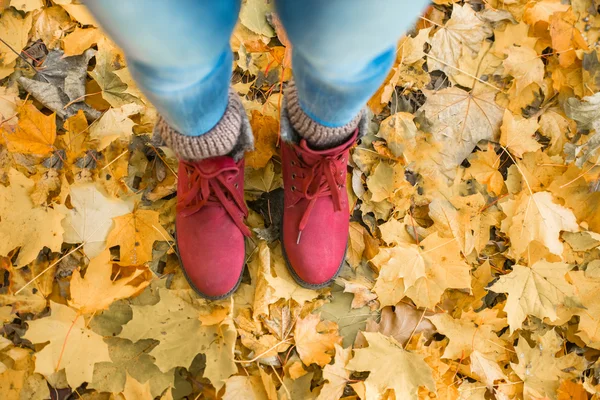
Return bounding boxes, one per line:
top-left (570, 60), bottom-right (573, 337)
top-left (276, 0), bottom-right (428, 287)
top-left (85, 0), bottom-right (239, 137)
top-left (85, 1), bottom-right (253, 300)
top-left (276, 0), bottom-right (429, 146)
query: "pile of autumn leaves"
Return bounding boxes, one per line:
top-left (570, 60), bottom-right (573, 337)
top-left (1, 0), bottom-right (600, 399)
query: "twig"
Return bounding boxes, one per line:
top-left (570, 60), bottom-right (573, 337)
top-left (0, 36), bottom-right (38, 72)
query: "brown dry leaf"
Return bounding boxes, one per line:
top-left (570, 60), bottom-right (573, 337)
top-left (106, 209), bottom-right (171, 266)
top-left (69, 250), bottom-right (151, 314)
top-left (0, 9), bottom-right (32, 65)
top-left (500, 191), bottom-right (579, 257)
top-left (3, 104), bottom-right (56, 156)
top-left (63, 27), bottom-right (104, 56)
top-left (294, 313), bottom-right (342, 367)
top-left (346, 332), bottom-right (435, 400)
top-left (23, 301), bottom-right (111, 389)
top-left (503, 45), bottom-right (545, 95)
top-left (357, 304), bottom-right (434, 348)
top-left (490, 261), bottom-right (578, 332)
top-left (499, 109), bottom-right (542, 158)
top-left (246, 110), bottom-right (279, 169)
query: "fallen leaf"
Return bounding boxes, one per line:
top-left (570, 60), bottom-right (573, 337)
top-left (294, 313), bottom-right (342, 367)
top-left (347, 332), bottom-right (435, 400)
top-left (63, 27), bottom-right (104, 56)
top-left (0, 169), bottom-right (64, 267)
top-left (106, 209), bottom-right (170, 266)
top-left (23, 302), bottom-right (111, 389)
top-left (119, 288), bottom-right (236, 390)
top-left (0, 9), bottom-right (32, 65)
top-left (420, 86), bottom-right (504, 173)
top-left (500, 109), bottom-right (542, 158)
top-left (317, 344), bottom-right (351, 400)
top-left (3, 104), bottom-right (56, 156)
top-left (503, 45), bottom-right (545, 95)
top-left (69, 250), bottom-right (151, 314)
top-left (245, 111), bottom-right (279, 169)
top-left (428, 4), bottom-right (492, 74)
top-left (490, 261), bottom-right (578, 332)
top-left (58, 184), bottom-right (133, 259)
top-left (121, 373), bottom-right (152, 400)
top-left (500, 191), bottom-right (579, 257)
top-left (89, 103), bottom-right (144, 150)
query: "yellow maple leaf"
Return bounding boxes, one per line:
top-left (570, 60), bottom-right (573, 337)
top-left (499, 110), bottom-right (542, 158)
top-left (500, 191), bottom-right (578, 257)
top-left (373, 232), bottom-right (471, 308)
top-left (106, 209), bottom-right (171, 266)
top-left (0, 9), bottom-right (32, 65)
top-left (294, 313), bottom-right (342, 367)
top-left (549, 9), bottom-right (589, 68)
top-left (467, 144), bottom-right (504, 195)
top-left (3, 104), bottom-right (56, 156)
top-left (0, 169), bottom-right (64, 267)
top-left (23, 302), bottom-right (111, 389)
top-left (490, 261), bottom-right (578, 332)
top-left (318, 344), bottom-right (352, 400)
top-left (62, 26), bottom-right (104, 56)
top-left (245, 111), bottom-right (279, 169)
top-left (346, 332), bottom-right (435, 400)
top-left (503, 45), bottom-right (545, 95)
top-left (69, 250), bottom-right (151, 314)
top-left (121, 373), bottom-right (153, 400)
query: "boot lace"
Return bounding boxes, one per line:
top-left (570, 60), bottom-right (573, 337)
top-left (291, 151), bottom-right (346, 243)
top-left (178, 160), bottom-right (251, 236)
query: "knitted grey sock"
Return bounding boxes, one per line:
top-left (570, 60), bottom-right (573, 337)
top-left (284, 81), bottom-right (362, 150)
top-left (154, 89), bottom-right (245, 161)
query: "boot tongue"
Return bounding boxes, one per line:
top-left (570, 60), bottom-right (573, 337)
top-left (194, 156), bottom-right (238, 177)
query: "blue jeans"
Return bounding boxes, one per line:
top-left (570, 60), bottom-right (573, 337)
top-left (85, 0), bottom-right (428, 136)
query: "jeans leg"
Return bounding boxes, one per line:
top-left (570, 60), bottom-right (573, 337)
top-left (275, 0), bottom-right (429, 127)
top-left (84, 0), bottom-right (240, 136)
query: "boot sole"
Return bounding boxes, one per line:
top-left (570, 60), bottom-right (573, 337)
top-left (280, 233), bottom-right (348, 290)
top-left (174, 227), bottom-right (245, 301)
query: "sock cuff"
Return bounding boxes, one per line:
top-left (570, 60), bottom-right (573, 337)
top-left (154, 89), bottom-right (245, 161)
top-left (284, 81), bottom-right (362, 149)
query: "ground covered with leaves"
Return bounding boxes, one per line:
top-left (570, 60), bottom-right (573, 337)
top-left (1, 0), bottom-right (600, 399)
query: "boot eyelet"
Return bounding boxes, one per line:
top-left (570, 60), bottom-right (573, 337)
top-left (291, 161), bottom-right (296, 166)
top-left (234, 183), bottom-right (239, 188)
top-left (291, 186), bottom-right (296, 191)
top-left (292, 173), bottom-right (296, 180)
